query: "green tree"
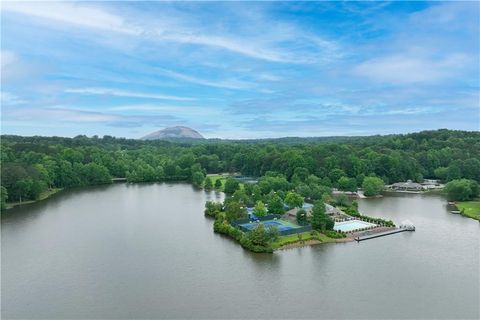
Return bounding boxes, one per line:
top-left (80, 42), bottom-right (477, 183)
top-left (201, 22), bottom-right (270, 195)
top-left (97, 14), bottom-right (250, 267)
top-left (29, 180), bottom-right (45, 200)
top-left (334, 193), bottom-right (350, 207)
top-left (224, 200), bottom-right (247, 222)
top-left (295, 183), bottom-right (312, 198)
top-left (330, 168), bottom-right (346, 185)
top-left (267, 193), bottom-right (285, 214)
top-left (214, 179), bottom-right (223, 189)
top-left (309, 184), bottom-right (332, 201)
top-left (356, 173), bottom-right (366, 187)
top-left (285, 191), bottom-right (303, 209)
top-left (155, 166), bottom-right (165, 180)
top-left (1, 186), bottom-right (8, 210)
top-left (311, 200), bottom-right (334, 231)
top-left (192, 171), bottom-right (205, 187)
top-left (362, 176), bottom-right (385, 196)
top-left (321, 193), bottom-right (333, 204)
top-left (244, 183), bottom-right (254, 195)
top-left (291, 167), bottom-right (309, 183)
top-left (164, 161), bottom-right (177, 178)
top-left (81, 163), bottom-right (112, 185)
top-left (204, 177), bottom-right (213, 189)
top-left (446, 164), bottom-right (462, 181)
top-left (434, 167), bottom-right (448, 181)
top-left (35, 163), bottom-right (53, 188)
top-left (258, 175), bottom-right (290, 194)
top-left (247, 224), bottom-right (278, 246)
top-left (265, 225), bottom-right (280, 242)
top-left (445, 179), bottom-right (479, 201)
top-left (204, 200), bottom-right (222, 217)
top-left (296, 208), bottom-right (308, 225)
top-left (15, 179), bottom-right (30, 202)
top-left (224, 177), bottom-right (240, 194)
top-left (1, 129), bottom-right (480, 211)
top-left (232, 189), bottom-right (251, 206)
top-left (247, 224), bottom-right (267, 246)
top-left (462, 158), bottom-right (480, 181)
top-left (338, 176), bottom-right (357, 192)
top-left (253, 200), bottom-right (267, 217)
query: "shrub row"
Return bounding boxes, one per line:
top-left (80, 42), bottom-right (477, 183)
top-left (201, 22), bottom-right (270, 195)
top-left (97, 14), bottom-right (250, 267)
top-left (323, 230), bottom-right (347, 238)
top-left (276, 231), bottom-right (319, 247)
top-left (213, 214), bottom-right (273, 253)
top-left (341, 205), bottom-right (395, 227)
top-left (204, 201), bottom-right (223, 218)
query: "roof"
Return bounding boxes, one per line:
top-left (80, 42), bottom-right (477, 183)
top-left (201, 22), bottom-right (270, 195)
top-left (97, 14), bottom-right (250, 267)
top-left (391, 180), bottom-right (423, 188)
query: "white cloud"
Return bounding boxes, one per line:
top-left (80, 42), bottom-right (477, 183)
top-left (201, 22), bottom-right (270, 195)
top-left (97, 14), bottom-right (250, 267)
top-left (410, 1), bottom-right (479, 29)
top-left (5, 106), bottom-right (179, 128)
top-left (257, 73), bottom-right (282, 81)
top-left (0, 92), bottom-right (27, 105)
top-left (1, 50), bottom-right (17, 68)
top-left (158, 69), bottom-right (254, 90)
top-left (1, 50), bottom-right (41, 83)
top-left (1, 1), bottom-right (337, 64)
top-left (107, 104), bottom-right (218, 115)
top-left (65, 87), bottom-right (195, 101)
top-left (7, 106), bottom-right (118, 123)
top-left (353, 54), bottom-right (471, 84)
top-left (154, 32), bottom-right (292, 63)
top-left (1, 1), bottom-right (137, 35)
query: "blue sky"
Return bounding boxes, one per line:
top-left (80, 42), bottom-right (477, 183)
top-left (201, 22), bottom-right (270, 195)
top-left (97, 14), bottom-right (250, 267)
top-left (1, 1), bottom-right (478, 139)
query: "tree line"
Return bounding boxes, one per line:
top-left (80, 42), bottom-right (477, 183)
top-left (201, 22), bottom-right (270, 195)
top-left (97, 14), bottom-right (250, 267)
top-left (1, 129), bottom-right (479, 209)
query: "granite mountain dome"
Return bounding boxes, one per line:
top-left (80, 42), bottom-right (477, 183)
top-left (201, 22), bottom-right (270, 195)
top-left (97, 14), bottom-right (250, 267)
top-left (141, 126), bottom-right (204, 140)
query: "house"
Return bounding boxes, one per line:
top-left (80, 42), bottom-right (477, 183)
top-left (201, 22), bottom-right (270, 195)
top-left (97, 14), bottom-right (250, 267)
top-left (286, 202), bottom-right (339, 218)
top-left (391, 180), bottom-right (424, 191)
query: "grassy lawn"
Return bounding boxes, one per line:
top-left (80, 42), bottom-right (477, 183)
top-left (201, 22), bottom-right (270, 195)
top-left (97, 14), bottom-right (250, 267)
top-left (456, 201), bottom-right (480, 221)
top-left (206, 174), bottom-right (244, 191)
top-left (208, 174), bottom-right (227, 190)
top-left (6, 188), bottom-right (63, 209)
top-left (271, 231), bottom-right (336, 249)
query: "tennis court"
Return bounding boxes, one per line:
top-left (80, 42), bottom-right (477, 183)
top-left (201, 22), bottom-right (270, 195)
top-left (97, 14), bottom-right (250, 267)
top-left (238, 219), bottom-right (300, 232)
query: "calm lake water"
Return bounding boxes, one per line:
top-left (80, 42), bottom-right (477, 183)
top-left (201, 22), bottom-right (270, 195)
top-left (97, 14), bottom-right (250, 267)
top-left (2, 184), bottom-right (479, 319)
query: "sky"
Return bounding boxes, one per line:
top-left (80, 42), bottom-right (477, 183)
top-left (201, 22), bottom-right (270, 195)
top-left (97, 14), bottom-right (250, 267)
top-left (1, 1), bottom-right (479, 139)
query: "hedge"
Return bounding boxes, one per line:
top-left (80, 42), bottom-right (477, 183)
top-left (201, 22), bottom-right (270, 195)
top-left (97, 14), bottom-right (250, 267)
top-left (213, 214), bottom-right (273, 253)
top-left (340, 205), bottom-right (395, 227)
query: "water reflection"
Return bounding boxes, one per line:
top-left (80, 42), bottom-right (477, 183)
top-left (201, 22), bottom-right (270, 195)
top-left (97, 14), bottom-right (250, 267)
top-left (2, 184), bottom-right (478, 319)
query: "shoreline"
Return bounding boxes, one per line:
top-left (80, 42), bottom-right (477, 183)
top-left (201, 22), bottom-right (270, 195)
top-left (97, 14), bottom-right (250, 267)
top-left (5, 188), bottom-right (63, 210)
top-left (275, 226), bottom-right (397, 250)
top-left (277, 237), bottom-right (352, 250)
top-left (453, 201), bottom-right (480, 221)
top-left (384, 189), bottom-right (444, 195)
top-left (272, 230), bottom-right (350, 251)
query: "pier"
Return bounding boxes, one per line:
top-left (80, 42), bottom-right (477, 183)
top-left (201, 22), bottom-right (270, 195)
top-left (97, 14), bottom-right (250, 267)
top-left (355, 222), bottom-right (415, 242)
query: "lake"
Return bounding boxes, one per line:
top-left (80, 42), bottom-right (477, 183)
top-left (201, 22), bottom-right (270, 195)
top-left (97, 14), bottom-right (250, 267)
top-left (2, 183), bottom-right (479, 319)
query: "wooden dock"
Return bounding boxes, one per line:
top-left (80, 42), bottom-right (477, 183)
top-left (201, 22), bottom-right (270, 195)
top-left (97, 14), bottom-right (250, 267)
top-left (355, 227), bottom-right (414, 242)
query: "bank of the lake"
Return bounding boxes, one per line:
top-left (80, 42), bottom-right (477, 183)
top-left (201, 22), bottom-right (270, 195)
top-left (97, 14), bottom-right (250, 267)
top-left (456, 201), bottom-right (480, 221)
top-left (272, 231), bottom-right (344, 250)
top-left (5, 188), bottom-right (63, 210)
top-left (2, 183), bottom-right (479, 319)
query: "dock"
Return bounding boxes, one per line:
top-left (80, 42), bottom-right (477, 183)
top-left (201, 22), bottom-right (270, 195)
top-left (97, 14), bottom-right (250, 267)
top-left (355, 224), bottom-right (415, 242)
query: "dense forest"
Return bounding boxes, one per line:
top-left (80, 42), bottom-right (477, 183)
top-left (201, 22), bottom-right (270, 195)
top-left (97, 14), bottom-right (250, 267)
top-left (1, 129), bottom-right (479, 209)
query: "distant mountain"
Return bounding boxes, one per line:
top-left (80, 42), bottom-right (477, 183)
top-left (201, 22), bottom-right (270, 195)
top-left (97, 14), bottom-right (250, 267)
top-left (141, 126), bottom-right (204, 140)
